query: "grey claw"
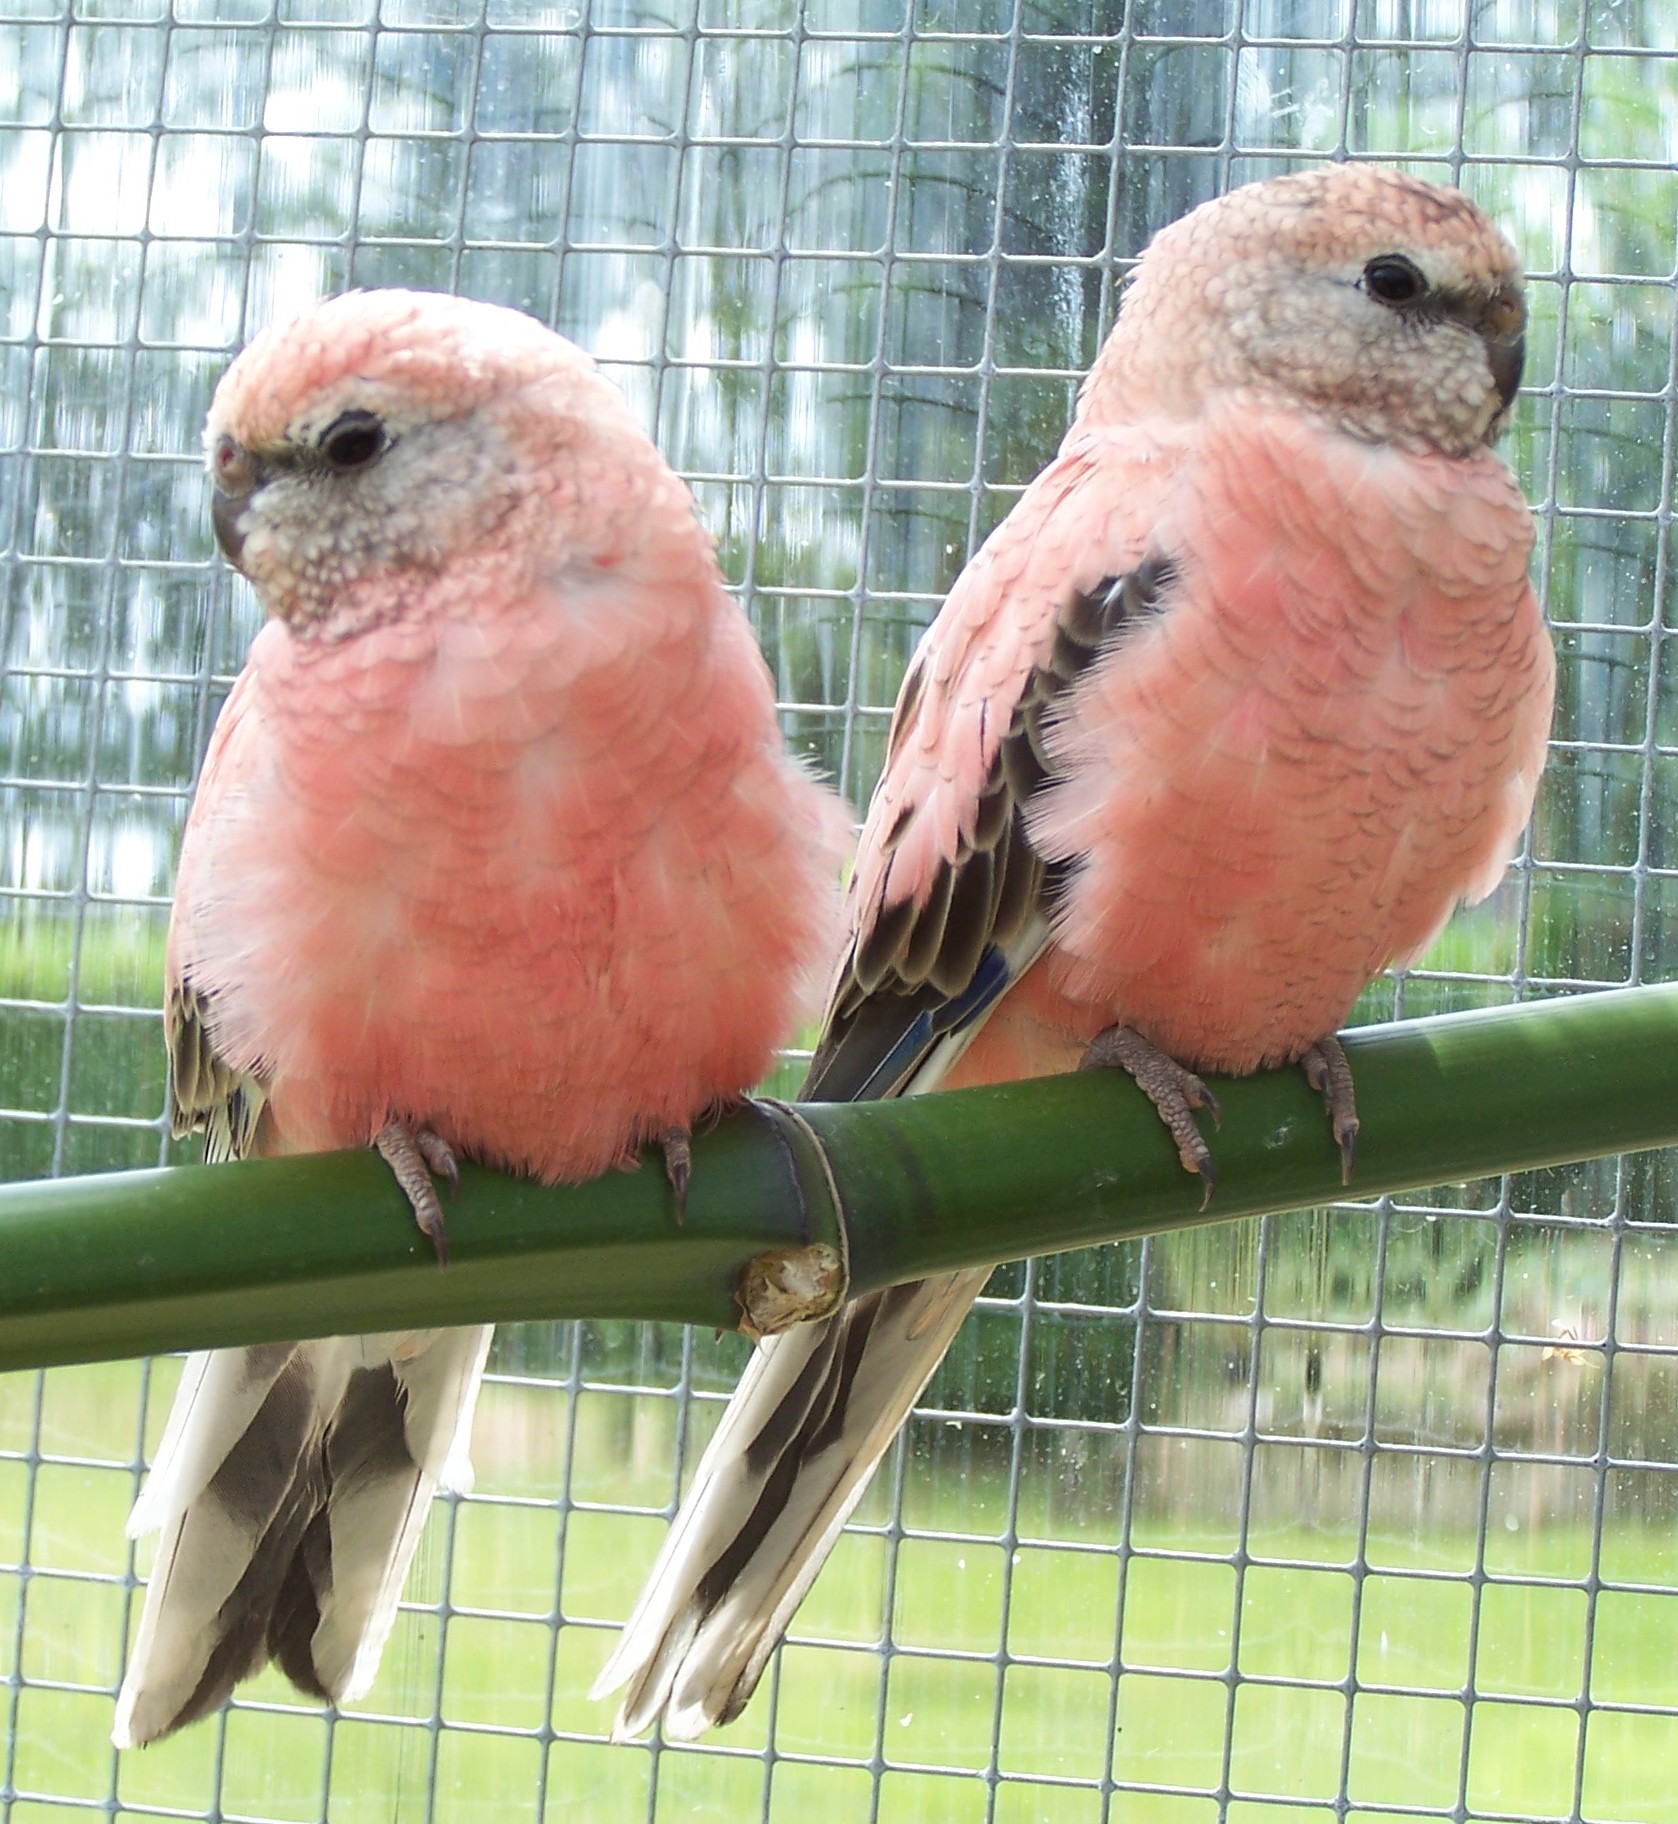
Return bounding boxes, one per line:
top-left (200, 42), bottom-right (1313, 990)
top-left (415, 1127), bottom-right (461, 1197)
top-left (659, 1126), bottom-right (692, 1224)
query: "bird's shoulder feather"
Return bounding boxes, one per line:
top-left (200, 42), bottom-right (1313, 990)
top-left (804, 425), bottom-right (1182, 1099)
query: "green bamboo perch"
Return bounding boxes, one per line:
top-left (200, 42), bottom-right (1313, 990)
top-left (0, 983), bottom-right (1675, 1373)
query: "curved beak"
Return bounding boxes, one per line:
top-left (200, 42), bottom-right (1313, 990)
top-left (207, 434), bottom-right (261, 571)
top-left (1487, 335), bottom-right (1525, 411)
top-left (210, 488), bottom-right (249, 568)
top-left (1482, 286), bottom-right (1526, 412)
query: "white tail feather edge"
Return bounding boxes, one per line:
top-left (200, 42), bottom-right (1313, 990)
top-left (590, 924), bottom-right (1049, 1741)
top-left (591, 1267), bottom-right (989, 1740)
top-left (114, 1325), bottom-right (491, 1748)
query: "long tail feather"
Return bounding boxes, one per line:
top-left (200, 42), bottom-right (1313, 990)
top-left (592, 1270), bottom-right (988, 1740)
top-left (114, 1325), bottom-right (490, 1748)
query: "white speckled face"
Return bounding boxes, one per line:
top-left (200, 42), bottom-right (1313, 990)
top-left (207, 395), bottom-right (521, 633)
top-left (201, 290), bottom-right (628, 639)
top-left (1085, 166), bottom-right (1527, 459)
top-left (1217, 232), bottom-right (1525, 457)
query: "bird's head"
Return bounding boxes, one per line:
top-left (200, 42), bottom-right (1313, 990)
top-left (1084, 164), bottom-right (1527, 459)
top-left (204, 290), bottom-right (636, 637)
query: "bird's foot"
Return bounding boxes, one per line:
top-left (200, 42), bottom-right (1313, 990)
top-left (658, 1126), bottom-right (692, 1223)
top-left (1300, 1036), bottom-right (1358, 1183)
top-left (374, 1120), bottom-right (458, 1266)
top-left (1080, 1024), bottom-right (1222, 1208)
top-left (654, 1099), bottom-right (746, 1222)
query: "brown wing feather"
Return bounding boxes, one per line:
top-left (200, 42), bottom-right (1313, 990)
top-left (164, 668), bottom-right (275, 1164)
top-left (805, 551), bottom-right (1177, 1101)
top-left (167, 980), bottom-right (271, 1163)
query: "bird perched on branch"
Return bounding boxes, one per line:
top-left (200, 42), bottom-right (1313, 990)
top-left (113, 291), bottom-right (845, 1748)
top-left (595, 163), bottom-right (1555, 1740)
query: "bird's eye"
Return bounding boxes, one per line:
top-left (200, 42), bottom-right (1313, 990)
top-left (1362, 256), bottom-right (1427, 307)
top-left (319, 410), bottom-right (388, 473)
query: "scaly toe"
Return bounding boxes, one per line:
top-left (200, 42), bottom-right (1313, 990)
top-left (375, 1120), bottom-right (452, 1266)
top-left (1300, 1037), bottom-right (1359, 1185)
top-left (1080, 1023), bottom-right (1221, 1205)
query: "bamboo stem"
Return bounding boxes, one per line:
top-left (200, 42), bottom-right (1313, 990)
top-left (0, 984), bottom-right (1672, 1372)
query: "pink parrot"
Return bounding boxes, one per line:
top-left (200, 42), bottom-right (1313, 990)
top-left (112, 291), bottom-right (845, 1748)
top-left (594, 163), bottom-right (1555, 1740)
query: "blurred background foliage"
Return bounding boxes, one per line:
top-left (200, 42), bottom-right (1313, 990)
top-left (4, 0), bottom-right (1678, 1619)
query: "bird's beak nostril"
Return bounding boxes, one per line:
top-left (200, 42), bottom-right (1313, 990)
top-left (207, 435), bottom-right (260, 570)
top-left (210, 434), bottom-right (257, 499)
top-left (1483, 288), bottom-right (1526, 343)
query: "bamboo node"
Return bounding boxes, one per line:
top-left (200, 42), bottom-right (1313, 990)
top-left (735, 1242), bottom-right (846, 1340)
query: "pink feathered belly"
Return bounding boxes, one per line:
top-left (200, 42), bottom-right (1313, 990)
top-left (1027, 433), bottom-right (1552, 1075)
top-left (252, 825), bottom-right (776, 1180)
top-left (174, 612), bottom-right (837, 1181)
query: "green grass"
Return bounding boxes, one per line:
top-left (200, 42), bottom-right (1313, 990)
top-left (0, 1363), bottom-right (1672, 1822)
top-left (0, 909), bottom-right (1667, 1819)
top-left (0, 906), bottom-right (168, 1015)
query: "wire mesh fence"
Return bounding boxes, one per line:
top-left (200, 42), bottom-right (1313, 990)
top-left (3, 1), bottom-right (1677, 1818)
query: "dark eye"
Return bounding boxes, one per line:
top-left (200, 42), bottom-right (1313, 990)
top-left (319, 410), bottom-right (388, 473)
top-left (1362, 256), bottom-right (1427, 307)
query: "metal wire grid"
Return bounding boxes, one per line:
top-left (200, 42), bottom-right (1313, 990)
top-left (3, 1), bottom-right (1678, 1819)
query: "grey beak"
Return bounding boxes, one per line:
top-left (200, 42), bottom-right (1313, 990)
top-left (1487, 333), bottom-right (1525, 411)
top-left (210, 488), bottom-right (249, 568)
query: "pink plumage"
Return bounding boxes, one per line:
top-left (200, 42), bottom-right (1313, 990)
top-left (1031, 404), bottom-right (1547, 1070)
top-left (172, 291), bottom-right (838, 1181)
top-left (115, 290), bottom-right (845, 1748)
top-left (597, 163), bottom-right (1555, 1742)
